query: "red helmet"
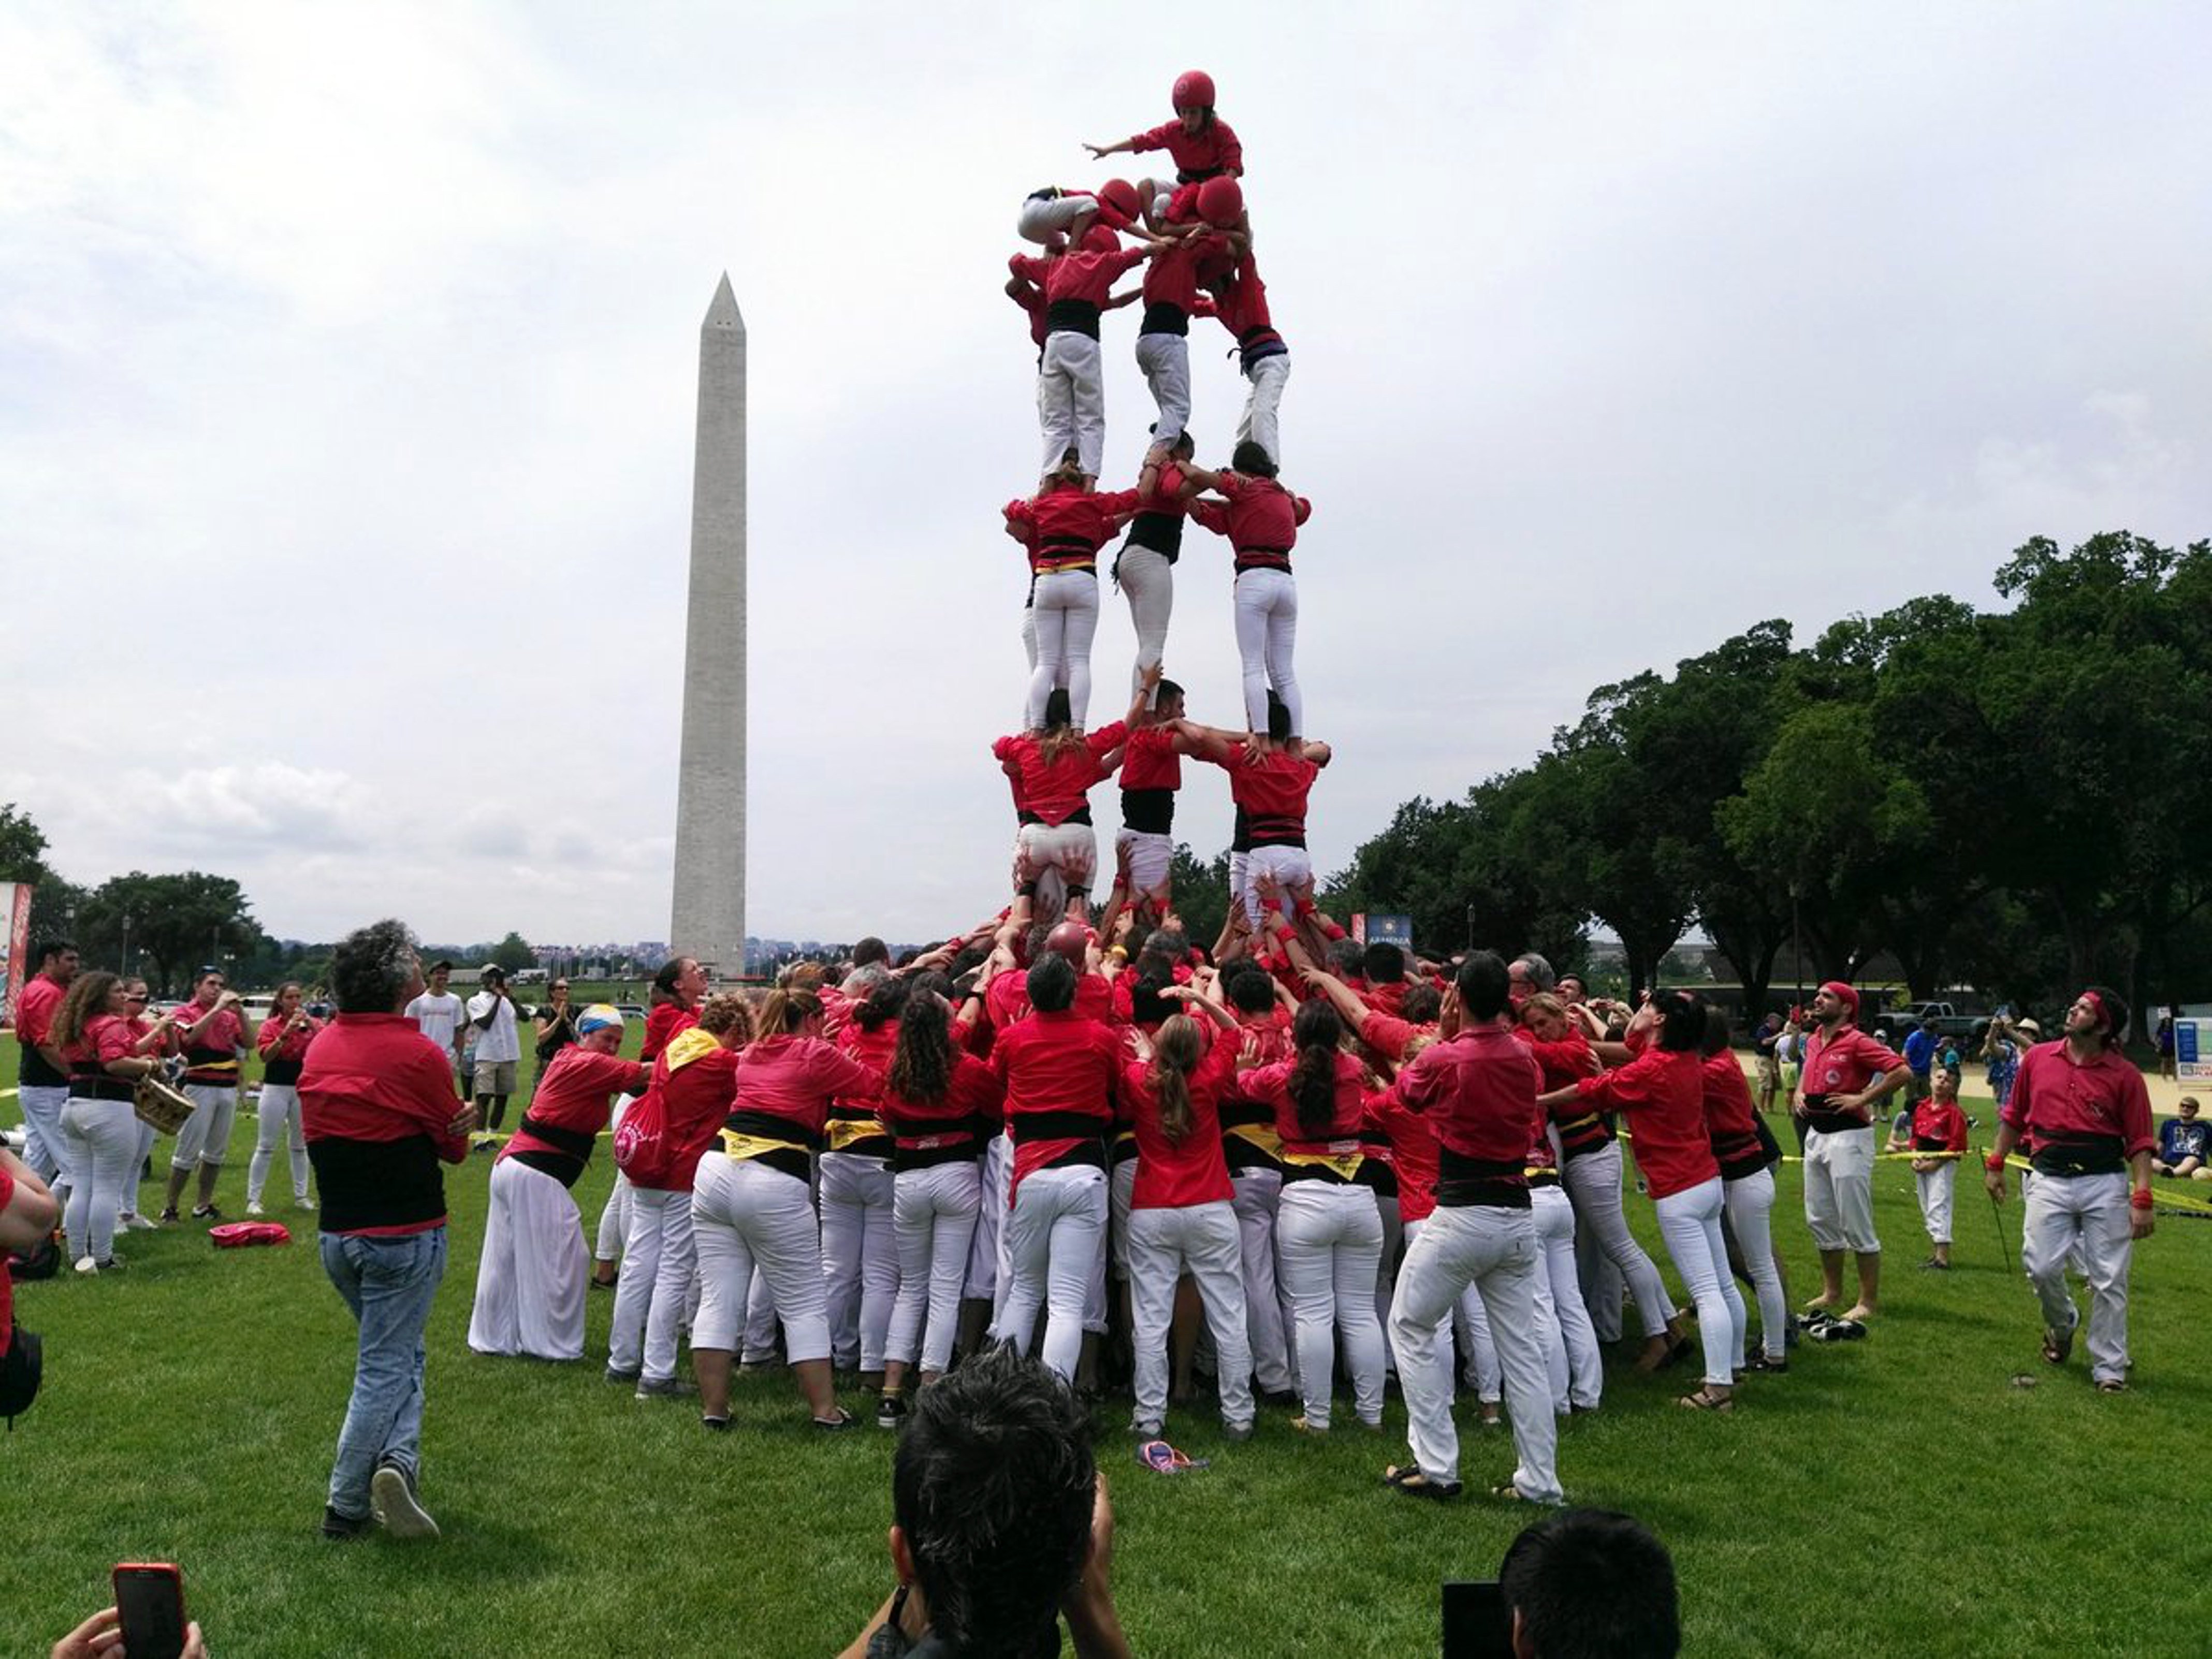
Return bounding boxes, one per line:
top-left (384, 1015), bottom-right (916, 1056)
top-left (1172, 70), bottom-right (1216, 111)
top-left (1196, 176), bottom-right (1243, 226)
top-left (1080, 225), bottom-right (1121, 255)
top-left (1097, 177), bottom-right (1141, 222)
top-left (1045, 921), bottom-right (1092, 965)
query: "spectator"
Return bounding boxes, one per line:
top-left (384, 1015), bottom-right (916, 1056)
top-left (403, 961), bottom-right (469, 1099)
top-left (2156, 1009), bottom-right (2177, 1082)
top-left (1901, 1015), bottom-right (1938, 1107)
top-left (532, 977), bottom-right (581, 1070)
top-left (2153, 1097), bottom-right (2208, 1182)
top-left (50, 1606), bottom-right (208, 1659)
top-left (1752, 1011), bottom-right (1782, 1114)
top-left (1486, 1508), bottom-right (1680, 1658)
top-left (836, 1344), bottom-right (1130, 1658)
top-left (465, 965), bottom-right (523, 1136)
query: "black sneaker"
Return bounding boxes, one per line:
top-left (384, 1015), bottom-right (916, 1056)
top-left (322, 1506), bottom-right (372, 1541)
top-left (876, 1394), bottom-right (908, 1430)
top-left (191, 1204), bottom-right (222, 1221)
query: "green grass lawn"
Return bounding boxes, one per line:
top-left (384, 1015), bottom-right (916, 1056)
top-left (5, 1046), bottom-right (2209, 1656)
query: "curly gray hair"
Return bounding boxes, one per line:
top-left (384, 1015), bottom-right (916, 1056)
top-left (332, 918), bottom-right (420, 1015)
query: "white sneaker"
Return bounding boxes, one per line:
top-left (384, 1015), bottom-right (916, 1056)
top-left (296, 1198), bottom-right (317, 1212)
top-left (246, 1200), bottom-right (267, 1217)
top-left (121, 1213), bottom-right (158, 1232)
top-left (75, 1255), bottom-right (100, 1275)
top-left (370, 1465), bottom-right (440, 1540)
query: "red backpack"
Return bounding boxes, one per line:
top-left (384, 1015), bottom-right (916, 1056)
top-left (611, 1084), bottom-right (672, 1186)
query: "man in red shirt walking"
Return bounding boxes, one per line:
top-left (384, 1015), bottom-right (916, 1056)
top-left (1986, 986), bottom-right (2156, 1390)
top-left (301, 920), bottom-right (477, 1541)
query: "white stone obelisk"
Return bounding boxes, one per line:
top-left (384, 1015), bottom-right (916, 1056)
top-left (670, 274), bottom-right (746, 976)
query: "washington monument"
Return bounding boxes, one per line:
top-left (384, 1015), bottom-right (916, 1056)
top-left (670, 273), bottom-right (746, 975)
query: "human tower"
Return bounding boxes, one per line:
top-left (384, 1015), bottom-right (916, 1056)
top-left (991, 69), bottom-right (1321, 934)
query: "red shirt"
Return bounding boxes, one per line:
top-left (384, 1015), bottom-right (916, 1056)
top-left (65, 1012), bottom-right (140, 1070)
top-left (731, 1034), bottom-right (880, 1139)
top-left (984, 969), bottom-right (1113, 1038)
top-left (13, 973), bottom-right (65, 1084)
top-left (1119, 723), bottom-right (1182, 793)
top-left (1244, 1050), bottom-right (1367, 1153)
top-left (1396, 1025), bottom-right (1544, 1167)
top-left (258, 1014), bottom-right (320, 1065)
top-left (1009, 273), bottom-right (1049, 350)
top-left (991, 1009), bottom-right (1122, 1196)
top-left (1576, 1048), bottom-right (1718, 1200)
top-left (1205, 743), bottom-right (1317, 839)
top-left (1911, 1098), bottom-right (1969, 1153)
top-left (176, 1000), bottom-right (246, 1084)
top-left (1367, 1085), bottom-right (1444, 1223)
top-left (2001, 1041), bottom-right (2154, 1157)
top-left (641, 1002), bottom-right (697, 1065)
top-left (1128, 117), bottom-right (1244, 179)
top-left (1700, 1053), bottom-right (1768, 1175)
top-left (1800, 1024), bottom-right (1907, 1114)
top-left (503, 1047), bottom-right (646, 1168)
top-left (0, 1166), bottom-right (13, 1348)
top-left (1141, 231), bottom-right (1228, 313)
top-left (1042, 244), bottom-right (1147, 308)
top-left (881, 1053), bottom-right (1005, 1154)
top-left (1357, 1010), bottom-right (1432, 1065)
top-left (1188, 472), bottom-right (1309, 558)
top-left (633, 1041), bottom-right (742, 1191)
top-left (826, 1018), bottom-right (900, 1155)
top-left (993, 725), bottom-right (1128, 825)
top-left (300, 1013), bottom-right (470, 1236)
top-left (1122, 1034), bottom-right (1239, 1209)
top-left (1005, 487), bottom-right (1142, 571)
top-left (1209, 257), bottom-right (1276, 336)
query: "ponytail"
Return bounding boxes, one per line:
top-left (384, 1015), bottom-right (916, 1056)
top-left (1148, 1016), bottom-right (1204, 1146)
top-left (756, 987), bottom-right (822, 1037)
top-left (1287, 999), bottom-right (1343, 1136)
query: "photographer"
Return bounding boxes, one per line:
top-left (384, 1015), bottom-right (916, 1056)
top-left (465, 965), bottom-right (523, 1134)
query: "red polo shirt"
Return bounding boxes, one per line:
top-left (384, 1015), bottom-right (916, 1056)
top-left (1396, 1025), bottom-right (1544, 1166)
top-left (1119, 724), bottom-right (1182, 793)
top-left (1127, 118), bottom-right (1244, 178)
top-left (2001, 1041), bottom-right (2153, 1156)
top-left (991, 1009), bottom-right (1122, 1196)
top-left (1122, 1033), bottom-right (1238, 1209)
top-left (13, 973), bottom-right (67, 1087)
top-left (1006, 488), bottom-right (1144, 571)
top-left (300, 1014), bottom-right (470, 1236)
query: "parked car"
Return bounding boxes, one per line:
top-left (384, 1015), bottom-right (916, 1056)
top-left (1884, 1000), bottom-right (1982, 1041)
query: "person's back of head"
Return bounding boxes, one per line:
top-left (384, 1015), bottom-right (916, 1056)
top-left (892, 1345), bottom-right (1096, 1657)
top-left (1362, 941), bottom-right (1407, 984)
top-left (1500, 1509), bottom-right (1678, 1658)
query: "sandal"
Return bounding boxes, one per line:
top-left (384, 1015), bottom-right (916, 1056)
top-left (2042, 1323), bottom-right (2075, 1366)
top-left (812, 1408), bottom-right (856, 1432)
top-left (1491, 1482), bottom-right (1563, 1506)
top-left (1384, 1465), bottom-right (1461, 1500)
top-left (2095, 1378), bottom-right (2129, 1395)
top-left (1677, 1388), bottom-right (1735, 1413)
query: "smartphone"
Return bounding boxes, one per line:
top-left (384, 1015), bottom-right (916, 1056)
top-left (1442, 1579), bottom-right (1512, 1659)
top-left (113, 1563), bottom-right (186, 1659)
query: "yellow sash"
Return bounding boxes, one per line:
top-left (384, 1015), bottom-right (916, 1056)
top-left (663, 1028), bottom-right (720, 1072)
top-left (720, 1128), bottom-right (809, 1162)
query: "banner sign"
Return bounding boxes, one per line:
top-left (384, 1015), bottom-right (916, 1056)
top-left (3, 882), bottom-right (30, 1025)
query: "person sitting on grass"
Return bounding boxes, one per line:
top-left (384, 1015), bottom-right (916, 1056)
top-left (2153, 1096), bottom-right (2208, 1181)
top-left (838, 1343), bottom-right (1131, 1658)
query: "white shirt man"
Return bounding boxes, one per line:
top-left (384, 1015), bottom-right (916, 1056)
top-left (464, 966), bottom-right (523, 1134)
top-left (405, 962), bottom-right (468, 1095)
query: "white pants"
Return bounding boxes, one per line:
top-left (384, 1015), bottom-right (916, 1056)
top-left (1039, 331), bottom-right (1105, 478)
top-left (1533, 1185), bottom-right (1602, 1410)
top-left (1724, 1167), bottom-right (1787, 1362)
top-left (1275, 1180), bottom-right (1385, 1429)
top-left (595, 1096), bottom-right (636, 1262)
top-left (1017, 191), bottom-right (1095, 245)
top-left (248, 1083), bottom-right (311, 1206)
top-left (820, 1151), bottom-right (897, 1372)
top-left (1230, 1169), bottom-right (1297, 1394)
top-left (743, 1258), bottom-right (783, 1362)
top-left (1110, 1156), bottom-right (1138, 1280)
top-left (1236, 352), bottom-right (1290, 465)
top-left (1117, 545), bottom-right (1174, 702)
top-left (1803, 1126), bottom-right (1880, 1255)
top-left (1240, 843), bottom-right (1313, 927)
top-left (469, 1157), bottom-right (588, 1360)
top-left (16, 1083), bottom-right (69, 1188)
top-left (606, 1185), bottom-right (695, 1384)
top-left (887, 1161), bottom-right (980, 1374)
top-left (2022, 1170), bottom-right (2134, 1385)
top-left (692, 1153), bottom-right (832, 1363)
top-left (124, 1119), bottom-right (155, 1215)
top-left (1389, 1202), bottom-right (1561, 1500)
top-left (967, 1137), bottom-right (1009, 1300)
top-left (1231, 566), bottom-right (1299, 738)
top-left (172, 1082), bottom-right (238, 1171)
top-left (1000, 1163), bottom-right (1106, 1382)
top-left (1114, 828), bottom-right (1173, 903)
top-left (1026, 568), bottom-right (1101, 729)
top-left (60, 1096), bottom-right (137, 1266)
top-left (1655, 1177), bottom-right (1744, 1386)
top-left (1373, 1189), bottom-right (1404, 1364)
top-left (1017, 821), bottom-right (1099, 903)
top-left (1128, 1201), bottom-right (1254, 1428)
top-left (1133, 330), bottom-right (1192, 446)
top-left (1562, 1143), bottom-right (1676, 1338)
top-left (1916, 1159), bottom-right (1958, 1245)
top-left (1455, 1273), bottom-right (1501, 1400)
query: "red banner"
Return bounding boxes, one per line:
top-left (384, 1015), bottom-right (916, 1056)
top-left (4, 882), bottom-right (30, 1026)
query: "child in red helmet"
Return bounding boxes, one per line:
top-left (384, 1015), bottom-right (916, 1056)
top-left (1086, 70), bottom-right (1244, 184)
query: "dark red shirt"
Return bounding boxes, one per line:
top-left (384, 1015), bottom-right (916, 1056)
top-left (1006, 487), bottom-right (1142, 571)
top-left (640, 1002), bottom-right (697, 1065)
top-left (1911, 1098), bottom-right (1969, 1153)
top-left (1127, 118), bottom-right (1244, 178)
top-left (2001, 1041), bottom-right (2153, 1157)
top-left (1188, 472), bottom-right (1309, 557)
top-left (1204, 743), bottom-right (1317, 840)
top-left (991, 1009), bottom-right (1122, 1196)
top-left (1396, 1025), bottom-right (1544, 1166)
top-left (881, 1053), bottom-right (1005, 1156)
top-left (1119, 723), bottom-right (1182, 793)
top-left (300, 1013), bottom-right (470, 1236)
top-left (1577, 1049), bottom-right (1718, 1200)
top-left (993, 725), bottom-right (1128, 825)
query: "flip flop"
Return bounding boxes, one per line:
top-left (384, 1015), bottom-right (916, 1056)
top-left (2095, 1378), bottom-right (2129, 1395)
top-left (2042, 1323), bottom-right (2075, 1365)
top-left (1137, 1439), bottom-right (1209, 1474)
top-left (1491, 1482), bottom-right (1564, 1506)
top-left (1677, 1388), bottom-right (1735, 1413)
top-left (1384, 1465), bottom-right (1460, 1500)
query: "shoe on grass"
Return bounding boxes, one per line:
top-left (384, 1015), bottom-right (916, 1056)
top-left (191, 1204), bottom-right (221, 1221)
top-left (321, 1506), bottom-right (372, 1541)
top-left (1128, 1414), bottom-right (1163, 1437)
top-left (635, 1376), bottom-right (698, 1399)
top-left (604, 1365), bottom-right (641, 1386)
top-left (371, 1463), bottom-right (439, 1540)
top-left (121, 1212), bottom-right (157, 1232)
top-left (246, 1200), bottom-right (267, 1217)
top-left (1221, 1419), bottom-right (1255, 1442)
top-left (877, 1395), bottom-right (909, 1430)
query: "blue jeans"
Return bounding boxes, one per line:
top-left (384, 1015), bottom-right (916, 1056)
top-left (320, 1228), bottom-right (447, 1520)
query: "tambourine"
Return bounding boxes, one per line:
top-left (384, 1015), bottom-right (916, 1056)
top-left (133, 1074), bottom-right (198, 1135)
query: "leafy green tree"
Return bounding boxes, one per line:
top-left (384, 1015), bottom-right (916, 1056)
top-left (78, 871), bottom-right (257, 994)
top-left (0, 803), bottom-right (49, 882)
top-left (1166, 843), bottom-right (1233, 958)
top-left (491, 932), bottom-right (537, 975)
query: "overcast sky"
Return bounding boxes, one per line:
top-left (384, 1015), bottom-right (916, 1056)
top-left (5, 2), bottom-right (2208, 951)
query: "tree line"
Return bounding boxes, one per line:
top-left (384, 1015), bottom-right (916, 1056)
top-left (1321, 532), bottom-right (2212, 1024)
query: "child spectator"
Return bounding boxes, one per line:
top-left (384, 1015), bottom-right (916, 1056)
top-left (1910, 1067), bottom-right (1969, 1269)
